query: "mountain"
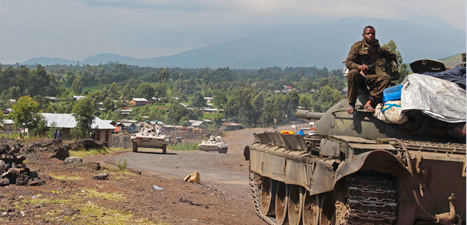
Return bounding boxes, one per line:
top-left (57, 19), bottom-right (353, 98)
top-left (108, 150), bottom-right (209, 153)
top-left (22, 17), bottom-right (465, 69)
top-left (22, 57), bottom-right (76, 66)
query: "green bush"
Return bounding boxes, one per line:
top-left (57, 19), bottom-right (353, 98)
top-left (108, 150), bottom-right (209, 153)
top-left (117, 158), bottom-right (128, 171)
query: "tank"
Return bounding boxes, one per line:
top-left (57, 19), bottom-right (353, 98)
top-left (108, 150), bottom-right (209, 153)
top-left (131, 122), bottom-right (170, 154)
top-left (198, 134), bottom-right (229, 153)
top-left (245, 59), bottom-right (466, 225)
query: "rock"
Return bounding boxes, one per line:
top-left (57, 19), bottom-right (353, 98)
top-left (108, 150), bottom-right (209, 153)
top-left (92, 172), bottom-right (109, 180)
top-left (0, 178), bottom-right (10, 186)
top-left (50, 146), bottom-right (69, 160)
top-left (63, 156), bottom-right (82, 164)
top-left (79, 162), bottom-right (101, 170)
top-left (28, 179), bottom-right (45, 186)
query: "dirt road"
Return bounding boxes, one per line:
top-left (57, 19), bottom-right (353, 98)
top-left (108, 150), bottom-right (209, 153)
top-left (107, 125), bottom-right (301, 192)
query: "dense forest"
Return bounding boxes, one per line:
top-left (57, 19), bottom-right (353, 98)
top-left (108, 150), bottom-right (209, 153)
top-left (0, 62), bottom-right (346, 128)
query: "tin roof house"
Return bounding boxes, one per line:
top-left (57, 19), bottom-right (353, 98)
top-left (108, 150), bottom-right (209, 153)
top-left (41, 113), bottom-right (116, 145)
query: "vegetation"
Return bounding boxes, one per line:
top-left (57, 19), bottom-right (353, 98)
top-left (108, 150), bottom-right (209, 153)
top-left (117, 158), bottom-right (128, 171)
top-left (10, 96), bottom-right (46, 137)
top-left (71, 97), bottom-right (96, 139)
top-left (168, 143), bottom-right (199, 151)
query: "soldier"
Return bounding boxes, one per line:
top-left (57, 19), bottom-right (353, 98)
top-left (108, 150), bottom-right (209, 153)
top-left (345, 25), bottom-right (397, 114)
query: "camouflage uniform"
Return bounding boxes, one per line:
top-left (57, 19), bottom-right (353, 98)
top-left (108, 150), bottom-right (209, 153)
top-left (345, 39), bottom-right (397, 105)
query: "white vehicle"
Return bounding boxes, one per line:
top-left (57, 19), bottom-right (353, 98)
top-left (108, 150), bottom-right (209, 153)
top-left (131, 122), bottom-right (170, 153)
top-left (198, 134), bottom-right (228, 154)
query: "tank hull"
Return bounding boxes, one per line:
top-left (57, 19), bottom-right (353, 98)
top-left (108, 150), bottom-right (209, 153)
top-left (198, 143), bottom-right (228, 153)
top-left (246, 132), bottom-right (466, 225)
top-left (130, 133), bottom-right (168, 153)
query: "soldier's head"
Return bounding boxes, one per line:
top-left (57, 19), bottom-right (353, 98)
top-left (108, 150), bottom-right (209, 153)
top-left (362, 25), bottom-right (375, 44)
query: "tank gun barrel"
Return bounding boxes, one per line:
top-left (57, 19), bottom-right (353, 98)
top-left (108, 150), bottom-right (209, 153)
top-left (295, 110), bottom-right (323, 120)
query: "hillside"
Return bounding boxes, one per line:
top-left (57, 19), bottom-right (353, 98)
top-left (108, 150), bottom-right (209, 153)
top-left (440, 54), bottom-right (464, 67)
top-left (22, 17), bottom-right (465, 69)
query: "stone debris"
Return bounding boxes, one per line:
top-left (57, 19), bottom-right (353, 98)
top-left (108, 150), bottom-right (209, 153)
top-left (0, 143), bottom-right (44, 186)
top-left (92, 172), bottom-right (109, 180)
top-left (63, 156), bottom-right (83, 164)
top-left (23, 140), bottom-right (71, 160)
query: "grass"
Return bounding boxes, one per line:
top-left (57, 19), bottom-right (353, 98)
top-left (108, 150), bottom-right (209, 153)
top-left (83, 188), bottom-right (127, 202)
top-left (10, 188), bottom-right (165, 225)
top-left (69, 147), bottom-right (125, 157)
top-left (168, 142), bottom-right (199, 151)
top-left (49, 173), bottom-right (84, 181)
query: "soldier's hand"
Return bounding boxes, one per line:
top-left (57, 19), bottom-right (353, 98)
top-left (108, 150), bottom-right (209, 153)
top-left (358, 64), bottom-right (369, 73)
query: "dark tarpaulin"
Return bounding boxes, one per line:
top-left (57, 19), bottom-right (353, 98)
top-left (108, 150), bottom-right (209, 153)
top-left (422, 67), bottom-right (466, 89)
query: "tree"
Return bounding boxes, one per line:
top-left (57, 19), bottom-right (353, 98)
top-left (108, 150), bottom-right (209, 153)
top-left (72, 75), bottom-right (84, 94)
top-left (213, 91), bottom-right (227, 108)
top-left (299, 95), bottom-right (312, 110)
top-left (382, 40), bottom-right (409, 83)
top-left (71, 97), bottom-right (96, 139)
top-left (312, 85), bottom-right (343, 112)
top-left (109, 82), bottom-right (119, 99)
top-left (10, 96), bottom-right (45, 136)
top-left (192, 92), bottom-right (206, 108)
top-left (121, 84), bottom-right (132, 100)
top-left (154, 83), bottom-right (167, 102)
top-left (157, 68), bottom-right (169, 83)
top-left (136, 83), bottom-right (155, 100)
top-left (102, 97), bottom-right (114, 111)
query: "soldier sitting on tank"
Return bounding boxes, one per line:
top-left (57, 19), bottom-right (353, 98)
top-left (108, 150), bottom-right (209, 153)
top-left (209, 133), bottom-right (216, 142)
top-left (345, 25), bottom-right (397, 114)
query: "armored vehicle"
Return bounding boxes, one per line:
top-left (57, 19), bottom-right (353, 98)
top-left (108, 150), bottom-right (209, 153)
top-left (245, 59), bottom-right (466, 225)
top-left (198, 134), bottom-right (229, 153)
top-left (131, 122), bottom-right (170, 154)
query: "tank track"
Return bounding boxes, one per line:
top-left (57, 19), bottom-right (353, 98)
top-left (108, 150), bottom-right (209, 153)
top-left (249, 170), bottom-right (397, 225)
top-left (249, 171), bottom-right (276, 225)
top-left (340, 174), bottom-right (397, 225)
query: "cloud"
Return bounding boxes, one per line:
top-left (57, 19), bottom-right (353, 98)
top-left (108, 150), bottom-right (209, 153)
top-left (0, 0), bottom-right (464, 64)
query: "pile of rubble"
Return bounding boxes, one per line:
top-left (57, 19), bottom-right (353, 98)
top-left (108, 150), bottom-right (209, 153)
top-left (23, 139), bottom-right (70, 160)
top-left (0, 138), bottom-right (107, 187)
top-left (0, 143), bottom-right (44, 186)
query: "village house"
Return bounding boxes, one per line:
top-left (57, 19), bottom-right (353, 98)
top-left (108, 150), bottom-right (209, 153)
top-left (204, 97), bottom-right (214, 103)
top-left (129, 98), bottom-right (148, 106)
top-left (45, 96), bottom-right (59, 102)
top-left (3, 108), bottom-right (12, 116)
top-left (1, 119), bottom-right (15, 133)
top-left (220, 122), bottom-right (244, 131)
top-left (116, 120), bottom-right (138, 134)
top-left (41, 113), bottom-right (116, 145)
top-left (201, 108), bottom-right (220, 114)
top-left (73, 96), bottom-right (86, 101)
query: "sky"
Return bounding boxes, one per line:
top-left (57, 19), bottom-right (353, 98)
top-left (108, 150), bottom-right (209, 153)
top-left (0, 0), bottom-right (465, 64)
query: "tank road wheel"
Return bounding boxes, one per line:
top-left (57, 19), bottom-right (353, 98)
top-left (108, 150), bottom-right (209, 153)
top-left (275, 182), bottom-right (288, 225)
top-left (287, 185), bottom-right (304, 225)
top-left (162, 145), bottom-right (167, 154)
top-left (302, 191), bottom-right (320, 225)
top-left (260, 177), bottom-right (277, 216)
top-left (132, 142), bottom-right (138, 152)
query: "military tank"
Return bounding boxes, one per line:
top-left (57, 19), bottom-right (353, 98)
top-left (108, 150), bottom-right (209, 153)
top-left (198, 134), bottom-right (229, 153)
top-left (245, 58), bottom-right (466, 225)
top-left (131, 122), bottom-right (170, 154)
